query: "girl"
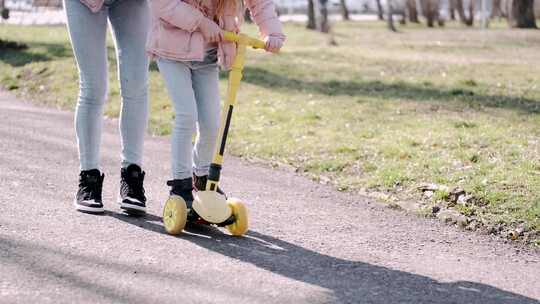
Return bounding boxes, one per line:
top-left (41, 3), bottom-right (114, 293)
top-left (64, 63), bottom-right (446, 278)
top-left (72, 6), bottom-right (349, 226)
top-left (66, 0), bottom-right (150, 214)
top-left (147, 0), bottom-right (285, 211)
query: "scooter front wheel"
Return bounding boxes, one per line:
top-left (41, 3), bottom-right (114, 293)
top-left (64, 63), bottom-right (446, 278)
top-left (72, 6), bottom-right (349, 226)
top-left (225, 199), bottom-right (249, 236)
top-left (163, 196), bottom-right (187, 235)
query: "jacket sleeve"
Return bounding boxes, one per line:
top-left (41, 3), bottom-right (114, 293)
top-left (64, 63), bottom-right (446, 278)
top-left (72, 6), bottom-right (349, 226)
top-left (150, 0), bottom-right (205, 32)
top-left (244, 0), bottom-right (285, 41)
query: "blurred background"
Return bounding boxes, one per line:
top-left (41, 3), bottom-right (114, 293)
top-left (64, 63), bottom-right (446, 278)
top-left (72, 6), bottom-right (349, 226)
top-left (1, 0), bottom-right (538, 29)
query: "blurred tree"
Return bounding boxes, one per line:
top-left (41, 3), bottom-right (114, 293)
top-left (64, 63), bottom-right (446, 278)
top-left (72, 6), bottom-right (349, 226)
top-left (491, 0), bottom-right (502, 18)
top-left (318, 0), bottom-right (330, 33)
top-left (387, 0), bottom-right (397, 31)
top-left (340, 0), bottom-right (350, 20)
top-left (1, 0), bottom-right (9, 20)
top-left (449, 0), bottom-right (456, 20)
top-left (455, 0), bottom-right (474, 26)
top-left (421, 0), bottom-right (444, 27)
top-left (307, 0), bottom-right (316, 29)
top-left (508, 0), bottom-right (537, 28)
top-left (376, 0), bottom-right (384, 20)
top-left (307, 0), bottom-right (331, 33)
top-left (407, 0), bottom-right (420, 23)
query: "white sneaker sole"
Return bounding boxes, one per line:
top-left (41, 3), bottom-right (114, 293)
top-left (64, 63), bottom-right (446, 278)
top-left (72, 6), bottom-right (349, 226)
top-left (74, 199), bottom-right (105, 213)
top-left (118, 196), bottom-right (146, 212)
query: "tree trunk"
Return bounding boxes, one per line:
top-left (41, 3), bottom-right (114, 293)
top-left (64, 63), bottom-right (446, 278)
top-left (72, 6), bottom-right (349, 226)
top-left (376, 0), bottom-right (384, 20)
top-left (307, 0), bottom-right (316, 29)
top-left (387, 0), bottom-right (397, 31)
top-left (508, 0), bottom-right (537, 28)
top-left (456, 0), bottom-right (473, 26)
top-left (421, 0), bottom-right (442, 27)
top-left (318, 0), bottom-right (330, 33)
top-left (340, 0), bottom-right (350, 20)
top-left (449, 0), bottom-right (456, 20)
top-left (436, 0), bottom-right (444, 26)
top-left (467, 0), bottom-right (475, 25)
top-left (455, 0), bottom-right (467, 23)
top-left (407, 0), bottom-right (420, 22)
top-left (491, 0), bottom-right (502, 18)
top-left (422, 0), bottom-right (435, 27)
top-left (1, 0), bottom-right (8, 20)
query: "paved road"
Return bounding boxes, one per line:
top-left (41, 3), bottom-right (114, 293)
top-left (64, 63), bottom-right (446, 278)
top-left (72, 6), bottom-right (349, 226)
top-left (0, 91), bottom-right (539, 304)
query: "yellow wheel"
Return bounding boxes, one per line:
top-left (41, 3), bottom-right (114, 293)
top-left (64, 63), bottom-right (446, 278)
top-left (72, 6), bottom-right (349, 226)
top-left (163, 196), bottom-right (187, 235)
top-left (226, 199), bottom-right (248, 236)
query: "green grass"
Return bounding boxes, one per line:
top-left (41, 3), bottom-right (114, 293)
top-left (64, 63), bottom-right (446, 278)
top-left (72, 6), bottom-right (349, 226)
top-left (1, 21), bottom-right (539, 241)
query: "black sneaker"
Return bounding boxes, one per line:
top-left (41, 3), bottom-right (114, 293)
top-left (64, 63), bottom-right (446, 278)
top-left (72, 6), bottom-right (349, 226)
top-left (75, 169), bottom-right (105, 214)
top-left (167, 178), bottom-right (198, 221)
top-left (118, 164), bottom-right (147, 214)
top-left (193, 174), bottom-right (226, 198)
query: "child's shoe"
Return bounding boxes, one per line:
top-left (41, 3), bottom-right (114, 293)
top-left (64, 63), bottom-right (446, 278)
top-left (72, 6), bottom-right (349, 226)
top-left (119, 164), bottom-right (147, 214)
top-left (167, 178), bottom-right (198, 221)
top-left (193, 174), bottom-right (226, 198)
top-left (75, 169), bottom-right (105, 214)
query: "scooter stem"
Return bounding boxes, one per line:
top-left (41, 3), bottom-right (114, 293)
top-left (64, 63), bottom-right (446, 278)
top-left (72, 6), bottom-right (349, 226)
top-left (206, 32), bottom-right (266, 192)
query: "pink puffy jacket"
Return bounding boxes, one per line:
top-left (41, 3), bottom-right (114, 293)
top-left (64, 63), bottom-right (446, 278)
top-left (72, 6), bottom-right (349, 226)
top-left (146, 0), bottom-right (286, 63)
top-left (77, 0), bottom-right (285, 64)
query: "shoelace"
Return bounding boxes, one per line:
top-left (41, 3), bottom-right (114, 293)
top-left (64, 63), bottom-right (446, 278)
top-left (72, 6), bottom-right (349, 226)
top-left (80, 175), bottom-right (102, 201)
top-left (124, 172), bottom-right (145, 198)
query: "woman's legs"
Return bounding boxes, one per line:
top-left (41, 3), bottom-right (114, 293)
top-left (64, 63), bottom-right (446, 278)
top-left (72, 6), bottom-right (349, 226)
top-left (65, 0), bottom-right (150, 213)
top-left (109, 0), bottom-right (150, 168)
top-left (64, 0), bottom-right (108, 212)
top-left (64, 0), bottom-right (108, 171)
top-left (156, 59), bottom-right (198, 180)
top-left (191, 53), bottom-right (221, 177)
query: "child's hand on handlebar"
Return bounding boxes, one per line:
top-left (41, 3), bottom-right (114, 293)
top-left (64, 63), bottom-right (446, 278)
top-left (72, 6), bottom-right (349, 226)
top-left (264, 36), bottom-right (283, 53)
top-left (199, 18), bottom-right (223, 43)
top-left (221, 41), bottom-right (236, 70)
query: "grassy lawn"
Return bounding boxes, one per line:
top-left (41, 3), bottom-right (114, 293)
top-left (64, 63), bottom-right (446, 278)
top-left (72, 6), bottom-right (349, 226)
top-left (1, 21), bottom-right (539, 244)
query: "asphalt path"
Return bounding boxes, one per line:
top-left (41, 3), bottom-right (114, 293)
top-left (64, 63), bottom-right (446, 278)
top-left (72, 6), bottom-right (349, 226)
top-left (0, 91), bottom-right (539, 303)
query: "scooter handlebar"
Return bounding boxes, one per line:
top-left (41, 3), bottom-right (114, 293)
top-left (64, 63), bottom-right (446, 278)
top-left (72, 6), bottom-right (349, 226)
top-left (223, 31), bottom-right (266, 50)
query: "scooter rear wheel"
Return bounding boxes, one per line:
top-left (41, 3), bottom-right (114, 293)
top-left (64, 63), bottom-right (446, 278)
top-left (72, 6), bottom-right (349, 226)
top-left (225, 199), bottom-right (248, 236)
top-left (163, 196), bottom-right (187, 235)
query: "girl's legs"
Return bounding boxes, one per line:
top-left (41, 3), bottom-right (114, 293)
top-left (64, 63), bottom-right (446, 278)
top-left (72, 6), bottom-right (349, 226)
top-left (64, 0), bottom-right (108, 171)
top-left (156, 59), bottom-right (198, 180)
top-left (108, 0), bottom-right (150, 169)
top-left (191, 49), bottom-right (221, 177)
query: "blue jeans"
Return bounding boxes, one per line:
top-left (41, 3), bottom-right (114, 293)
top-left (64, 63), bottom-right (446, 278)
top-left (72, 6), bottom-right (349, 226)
top-left (64, 0), bottom-right (150, 170)
top-left (157, 49), bottom-right (221, 179)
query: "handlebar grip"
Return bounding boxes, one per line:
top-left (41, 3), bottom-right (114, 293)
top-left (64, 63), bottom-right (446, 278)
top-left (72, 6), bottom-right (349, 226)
top-left (223, 31), bottom-right (266, 50)
top-left (223, 31), bottom-right (239, 43)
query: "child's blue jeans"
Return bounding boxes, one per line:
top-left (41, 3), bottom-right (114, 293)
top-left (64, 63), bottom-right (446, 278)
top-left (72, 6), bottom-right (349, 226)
top-left (157, 48), bottom-right (221, 179)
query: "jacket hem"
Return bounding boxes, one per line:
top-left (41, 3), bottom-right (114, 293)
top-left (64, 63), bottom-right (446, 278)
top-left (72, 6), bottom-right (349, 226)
top-left (146, 48), bottom-right (205, 62)
top-left (79, 0), bottom-right (103, 12)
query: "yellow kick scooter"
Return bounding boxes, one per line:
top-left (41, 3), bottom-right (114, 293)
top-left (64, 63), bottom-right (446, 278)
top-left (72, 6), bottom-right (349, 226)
top-left (162, 31), bottom-right (267, 237)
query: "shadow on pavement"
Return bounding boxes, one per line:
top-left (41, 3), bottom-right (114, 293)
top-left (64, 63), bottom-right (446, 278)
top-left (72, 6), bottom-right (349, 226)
top-left (0, 235), bottom-right (171, 303)
top-left (106, 210), bottom-right (165, 234)
top-left (109, 212), bottom-right (538, 304)
top-left (107, 211), bottom-right (226, 237)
